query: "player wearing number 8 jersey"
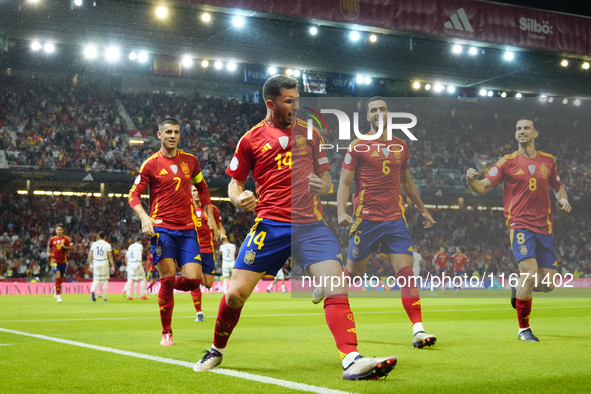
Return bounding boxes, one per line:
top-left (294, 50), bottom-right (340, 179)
top-left (467, 118), bottom-right (571, 342)
top-left (194, 75), bottom-right (397, 380)
top-left (129, 116), bottom-right (218, 346)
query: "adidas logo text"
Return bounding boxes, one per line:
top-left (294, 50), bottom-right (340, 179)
top-left (444, 8), bottom-right (473, 32)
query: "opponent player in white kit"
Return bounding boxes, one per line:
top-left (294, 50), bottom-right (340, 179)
top-left (219, 237), bottom-right (236, 294)
top-left (88, 231), bottom-right (115, 302)
top-left (412, 247), bottom-right (423, 277)
top-left (124, 236), bottom-right (149, 300)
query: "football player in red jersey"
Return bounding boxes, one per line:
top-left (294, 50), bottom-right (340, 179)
top-left (467, 118), bottom-right (571, 342)
top-left (129, 116), bottom-right (218, 346)
top-left (451, 247), bottom-right (470, 294)
top-left (325, 96), bottom-right (436, 348)
top-left (190, 184), bottom-right (226, 322)
top-left (48, 224), bottom-right (75, 303)
top-left (432, 246), bottom-right (451, 291)
top-left (195, 75), bottom-right (397, 380)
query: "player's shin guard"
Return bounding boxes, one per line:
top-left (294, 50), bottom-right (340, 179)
top-left (174, 276), bottom-right (201, 291)
top-left (324, 296), bottom-right (358, 356)
top-left (212, 295), bottom-right (243, 349)
top-left (397, 266), bottom-right (422, 324)
top-left (191, 286), bottom-right (202, 312)
top-left (516, 298), bottom-right (532, 329)
top-left (55, 277), bottom-right (62, 295)
top-left (158, 277), bottom-right (175, 334)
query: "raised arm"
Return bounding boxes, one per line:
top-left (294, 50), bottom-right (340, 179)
top-left (228, 178), bottom-right (257, 211)
top-left (466, 168), bottom-right (496, 194)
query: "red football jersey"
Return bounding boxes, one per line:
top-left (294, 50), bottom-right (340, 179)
top-left (226, 118), bottom-right (330, 223)
top-left (49, 236), bottom-right (73, 263)
top-left (195, 204), bottom-right (222, 254)
top-left (485, 150), bottom-right (562, 234)
top-left (146, 254), bottom-right (155, 273)
top-left (452, 253), bottom-right (469, 271)
top-left (434, 252), bottom-right (450, 269)
top-left (129, 150), bottom-right (209, 231)
top-left (343, 135), bottom-right (410, 222)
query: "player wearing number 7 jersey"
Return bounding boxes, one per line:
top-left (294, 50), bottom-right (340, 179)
top-left (467, 118), bottom-right (572, 342)
top-left (194, 75), bottom-right (397, 380)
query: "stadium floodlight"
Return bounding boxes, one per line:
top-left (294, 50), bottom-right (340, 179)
top-left (309, 27), bottom-right (318, 35)
top-left (504, 51), bottom-right (514, 60)
top-left (286, 69), bottom-right (293, 76)
top-left (479, 89), bottom-right (487, 96)
top-left (214, 61), bottom-right (223, 69)
top-left (369, 34), bottom-right (377, 43)
top-left (501, 92), bottom-right (507, 97)
top-left (515, 93), bottom-right (522, 98)
top-left (548, 97), bottom-right (554, 103)
top-left (350, 31), bottom-right (360, 41)
top-left (201, 13), bottom-right (211, 22)
top-left (424, 84), bottom-right (431, 90)
top-left (31, 41), bottom-right (42, 51)
top-left (452, 44), bottom-right (462, 54)
top-left (561, 59), bottom-right (569, 67)
top-left (233, 16), bottom-right (245, 27)
top-left (181, 56), bottom-right (193, 68)
top-left (201, 60), bottom-right (209, 68)
top-left (539, 95), bottom-right (547, 102)
top-left (84, 45), bottom-right (97, 59)
top-left (74, 0), bottom-right (82, 6)
top-left (583, 62), bottom-right (590, 70)
top-left (138, 52), bottom-right (148, 63)
top-left (469, 47), bottom-right (478, 55)
top-left (293, 69), bottom-right (301, 77)
top-left (413, 82), bottom-right (421, 89)
top-left (105, 46), bottom-right (120, 62)
top-left (129, 52), bottom-right (137, 61)
top-left (364, 77), bottom-right (371, 84)
top-left (43, 43), bottom-right (55, 53)
top-left (356, 75), bottom-right (364, 84)
top-left (562, 98), bottom-right (568, 104)
top-left (227, 62), bottom-right (237, 71)
top-left (156, 6), bottom-right (168, 19)
top-left (487, 90), bottom-right (493, 97)
top-left (434, 84), bottom-right (444, 92)
top-left (447, 85), bottom-right (456, 93)
top-left (574, 99), bottom-right (581, 106)
top-left (268, 66), bottom-right (277, 75)
top-left (28, 0), bottom-right (39, 3)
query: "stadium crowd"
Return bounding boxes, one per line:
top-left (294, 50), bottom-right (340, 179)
top-left (1, 76), bottom-right (590, 196)
top-left (1, 193), bottom-right (590, 281)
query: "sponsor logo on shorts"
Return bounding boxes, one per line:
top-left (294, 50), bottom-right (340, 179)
top-left (352, 246), bottom-right (360, 258)
top-left (244, 250), bottom-right (256, 265)
top-left (520, 245), bottom-right (528, 255)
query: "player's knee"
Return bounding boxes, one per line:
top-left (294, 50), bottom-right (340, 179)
top-left (542, 283), bottom-right (555, 292)
top-left (226, 289), bottom-right (247, 308)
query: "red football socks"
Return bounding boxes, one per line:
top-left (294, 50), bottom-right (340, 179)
top-left (324, 296), bottom-right (358, 357)
top-left (158, 277), bottom-right (175, 334)
top-left (174, 276), bottom-right (201, 291)
top-left (516, 298), bottom-right (532, 329)
top-left (55, 277), bottom-right (62, 295)
top-left (397, 266), bottom-right (423, 324)
top-left (191, 286), bottom-right (202, 312)
top-left (213, 296), bottom-right (243, 349)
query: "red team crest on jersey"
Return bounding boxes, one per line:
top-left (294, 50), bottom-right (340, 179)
top-left (181, 161), bottom-right (190, 175)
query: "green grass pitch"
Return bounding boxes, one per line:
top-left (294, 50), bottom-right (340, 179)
top-left (1, 289), bottom-right (590, 393)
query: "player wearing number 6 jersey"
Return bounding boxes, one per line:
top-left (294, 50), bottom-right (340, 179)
top-left (315, 96), bottom-right (437, 349)
top-left (129, 116), bottom-right (218, 347)
top-left (195, 75), bottom-right (397, 380)
top-left (467, 118), bottom-right (571, 342)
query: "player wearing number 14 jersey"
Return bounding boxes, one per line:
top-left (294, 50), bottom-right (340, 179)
top-left (467, 118), bottom-right (571, 342)
top-left (195, 75), bottom-right (397, 380)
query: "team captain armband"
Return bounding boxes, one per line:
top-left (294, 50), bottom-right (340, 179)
top-left (191, 172), bottom-right (204, 184)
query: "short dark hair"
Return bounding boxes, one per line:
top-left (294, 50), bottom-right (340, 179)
top-left (98, 231), bottom-right (106, 239)
top-left (158, 116), bottom-right (180, 129)
top-left (56, 223), bottom-right (64, 230)
top-left (366, 96), bottom-right (388, 113)
top-left (263, 75), bottom-right (298, 101)
top-left (135, 236), bottom-right (142, 242)
top-left (517, 117), bottom-right (537, 131)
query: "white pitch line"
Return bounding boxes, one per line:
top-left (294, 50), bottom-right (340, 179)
top-left (0, 327), bottom-right (354, 394)
top-left (0, 344), bottom-right (12, 346)
top-left (0, 305), bottom-right (589, 324)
